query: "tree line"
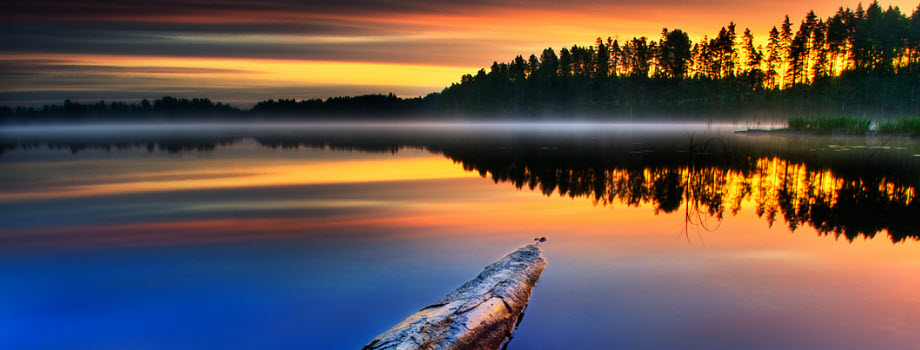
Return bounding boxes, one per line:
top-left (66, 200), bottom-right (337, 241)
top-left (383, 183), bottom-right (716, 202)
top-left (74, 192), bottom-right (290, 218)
top-left (1, 96), bottom-right (242, 121)
top-left (440, 1), bottom-right (920, 117)
top-left (250, 93), bottom-right (439, 116)
top-left (0, 93), bottom-right (449, 122)
top-left (2, 1), bottom-right (919, 121)
top-left (0, 94), bottom-right (446, 122)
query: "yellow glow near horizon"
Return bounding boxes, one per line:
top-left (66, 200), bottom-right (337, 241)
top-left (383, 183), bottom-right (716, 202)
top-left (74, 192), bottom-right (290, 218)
top-left (3, 0), bottom-right (920, 104)
top-left (0, 53), bottom-right (474, 93)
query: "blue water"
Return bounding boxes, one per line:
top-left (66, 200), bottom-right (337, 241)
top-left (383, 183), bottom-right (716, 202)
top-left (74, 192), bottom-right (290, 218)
top-left (2, 123), bottom-right (918, 349)
top-left (1, 238), bottom-right (498, 349)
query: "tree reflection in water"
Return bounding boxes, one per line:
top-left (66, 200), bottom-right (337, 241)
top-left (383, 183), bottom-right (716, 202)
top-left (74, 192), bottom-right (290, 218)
top-left (440, 139), bottom-right (917, 243)
top-left (2, 129), bottom-right (917, 243)
top-left (450, 150), bottom-right (920, 242)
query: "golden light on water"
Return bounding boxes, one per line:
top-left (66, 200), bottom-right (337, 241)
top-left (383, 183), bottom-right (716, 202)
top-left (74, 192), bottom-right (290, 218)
top-left (4, 151), bottom-right (914, 224)
top-left (0, 150), bottom-right (479, 203)
top-left (1, 146), bottom-right (916, 250)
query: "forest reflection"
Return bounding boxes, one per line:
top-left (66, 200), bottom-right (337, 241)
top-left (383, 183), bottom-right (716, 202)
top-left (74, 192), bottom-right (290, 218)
top-left (2, 130), bottom-right (917, 243)
top-left (454, 155), bottom-right (916, 243)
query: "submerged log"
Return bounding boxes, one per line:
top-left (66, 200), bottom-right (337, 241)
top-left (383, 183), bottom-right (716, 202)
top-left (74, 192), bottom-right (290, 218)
top-left (363, 244), bottom-right (546, 350)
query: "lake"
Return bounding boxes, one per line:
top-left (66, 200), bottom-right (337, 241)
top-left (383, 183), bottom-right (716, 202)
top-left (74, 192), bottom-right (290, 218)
top-left (1, 122), bottom-right (918, 349)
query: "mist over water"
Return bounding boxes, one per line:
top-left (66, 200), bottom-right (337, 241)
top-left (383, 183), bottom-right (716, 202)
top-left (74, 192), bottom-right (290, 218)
top-left (0, 120), bottom-right (743, 135)
top-left (1, 122), bottom-right (918, 349)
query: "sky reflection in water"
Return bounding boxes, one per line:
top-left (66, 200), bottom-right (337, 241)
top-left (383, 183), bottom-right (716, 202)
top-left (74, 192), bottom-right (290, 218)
top-left (1, 124), bottom-right (919, 349)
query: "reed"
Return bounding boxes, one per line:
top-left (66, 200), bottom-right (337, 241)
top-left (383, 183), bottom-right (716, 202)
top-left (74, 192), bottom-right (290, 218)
top-left (786, 114), bottom-right (872, 134)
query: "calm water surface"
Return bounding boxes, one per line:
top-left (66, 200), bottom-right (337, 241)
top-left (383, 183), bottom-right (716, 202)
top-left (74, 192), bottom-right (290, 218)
top-left (1, 123), bottom-right (918, 349)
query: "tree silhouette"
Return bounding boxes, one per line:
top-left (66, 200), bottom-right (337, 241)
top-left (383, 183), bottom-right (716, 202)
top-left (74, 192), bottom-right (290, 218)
top-left (657, 29), bottom-right (693, 79)
top-left (5, 2), bottom-right (920, 122)
top-left (438, 2), bottom-right (920, 119)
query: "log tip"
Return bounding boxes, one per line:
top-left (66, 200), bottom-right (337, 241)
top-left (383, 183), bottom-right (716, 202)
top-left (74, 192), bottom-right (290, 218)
top-left (364, 241), bottom-right (547, 350)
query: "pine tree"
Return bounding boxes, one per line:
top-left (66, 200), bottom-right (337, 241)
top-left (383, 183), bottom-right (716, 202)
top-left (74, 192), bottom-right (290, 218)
top-left (781, 15), bottom-right (794, 87)
top-left (812, 20), bottom-right (830, 79)
top-left (595, 38), bottom-right (610, 78)
top-left (911, 4), bottom-right (920, 65)
top-left (609, 39), bottom-right (622, 76)
top-left (559, 49), bottom-right (573, 78)
top-left (658, 28), bottom-right (692, 78)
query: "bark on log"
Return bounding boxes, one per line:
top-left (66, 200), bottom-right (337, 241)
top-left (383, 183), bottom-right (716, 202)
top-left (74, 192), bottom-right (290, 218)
top-left (363, 244), bottom-right (546, 350)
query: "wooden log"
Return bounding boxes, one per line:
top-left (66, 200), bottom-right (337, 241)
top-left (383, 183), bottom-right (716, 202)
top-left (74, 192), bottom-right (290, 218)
top-left (363, 244), bottom-right (546, 350)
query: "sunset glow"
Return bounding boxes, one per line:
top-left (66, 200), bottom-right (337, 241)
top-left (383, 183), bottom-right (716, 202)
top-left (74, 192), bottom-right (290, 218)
top-left (2, 0), bottom-right (918, 105)
top-left (2, 1), bottom-right (920, 347)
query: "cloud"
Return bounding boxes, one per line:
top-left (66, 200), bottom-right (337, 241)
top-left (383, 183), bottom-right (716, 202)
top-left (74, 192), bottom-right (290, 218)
top-left (2, 0), bottom-right (914, 106)
top-left (0, 24), bottom-right (510, 66)
top-left (0, 60), bottom-right (255, 76)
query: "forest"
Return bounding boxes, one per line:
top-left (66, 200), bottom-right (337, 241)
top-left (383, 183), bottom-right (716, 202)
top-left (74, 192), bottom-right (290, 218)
top-left (440, 1), bottom-right (920, 118)
top-left (2, 1), bottom-right (919, 122)
top-left (1, 96), bottom-right (243, 120)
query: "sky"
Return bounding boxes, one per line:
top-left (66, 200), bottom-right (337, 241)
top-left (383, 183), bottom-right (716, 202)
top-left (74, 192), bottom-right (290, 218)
top-left (1, 0), bottom-right (918, 106)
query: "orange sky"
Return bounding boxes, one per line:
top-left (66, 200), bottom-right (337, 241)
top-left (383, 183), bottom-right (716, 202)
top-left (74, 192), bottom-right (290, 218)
top-left (1, 0), bottom-right (918, 106)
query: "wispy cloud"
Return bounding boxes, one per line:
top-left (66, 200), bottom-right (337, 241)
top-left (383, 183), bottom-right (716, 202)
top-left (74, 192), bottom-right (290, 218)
top-left (1, 0), bottom-right (915, 105)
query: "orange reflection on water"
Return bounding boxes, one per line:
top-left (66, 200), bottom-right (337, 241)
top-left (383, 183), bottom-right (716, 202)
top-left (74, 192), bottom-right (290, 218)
top-left (2, 148), bottom-right (917, 252)
top-left (468, 155), bottom-right (915, 242)
top-left (0, 151), bottom-right (479, 203)
top-left (2, 148), bottom-right (918, 348)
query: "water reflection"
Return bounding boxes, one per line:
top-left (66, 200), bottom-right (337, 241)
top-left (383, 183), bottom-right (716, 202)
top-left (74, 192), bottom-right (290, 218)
top-left (2, 124), bottom-right (919, 350)
top-left (1, 124), bottom-right (918, 244)
top-left (436, 138), bottom-right (918, 243)
top-left (464, 156), bottom-right (915, 242)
